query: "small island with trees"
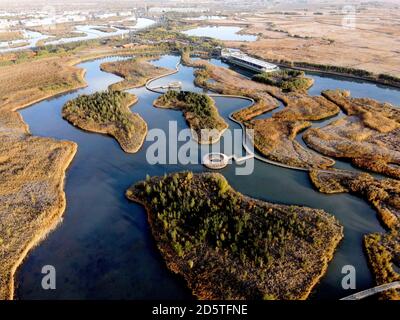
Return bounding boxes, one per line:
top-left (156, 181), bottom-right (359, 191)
top-left (153, 90), bottom-right (228, 144)
top-left (62, 90), bottom-right (147, 153)
top-left (126, 171), bottom-right (343, 300)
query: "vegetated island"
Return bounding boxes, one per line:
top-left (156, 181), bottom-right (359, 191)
top-left (0, 33), bottom-right (225, 299)
top-left (154, 90), bottom-right (228, 144)
top-left (304, 89), bottom-right (400, 179)
top-left (62, 90), bottom-right (147, 153)
top-left (126, 172), bottom-right (343, 300)
top-left (247, 119), bottom-right (335, 169)
top-left (100, 57), bottom-right (173, 91)
top-left (364, 230), bottom-right (400, 300)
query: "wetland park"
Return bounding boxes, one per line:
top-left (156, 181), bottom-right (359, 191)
top-left (0, 0), bottom-right (399, 301)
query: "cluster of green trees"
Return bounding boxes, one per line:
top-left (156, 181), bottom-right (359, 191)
top-left (378, 73), bottom-right (400, 86)
top-left (252, 69), bottom-right (312, 92)
top-left (135, 172), bottom-right (309, 269)
top-left (158, 90), bottom-right (222, 130)
top-left (163, 90), bottom-right (213, 117)
top-left (137, 26), bottom-right (184, 42)
top-left (293, 61), bottom-right (374, 77)
top-left (34, 39), bottom-right (100, 57)
top-left (63, 90), bottom-right (134, 132)
top-left (280, 77), bottom-right (313, 91)
top-left (242, 55), bottom-right (400, 88)
top-left (135, 21), bottom-right (222, 54)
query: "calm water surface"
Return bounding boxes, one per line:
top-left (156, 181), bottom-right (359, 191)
top-left (16, 54), bottom-right (400, 299)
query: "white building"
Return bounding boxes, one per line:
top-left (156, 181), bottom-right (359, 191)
top-left (95, 13), bottom-right (117, 20)
top-left (221, 48), bottom-right (279, 73)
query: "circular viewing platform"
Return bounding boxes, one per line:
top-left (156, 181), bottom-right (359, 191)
top-left (203, 153), bottom-right (230, 170)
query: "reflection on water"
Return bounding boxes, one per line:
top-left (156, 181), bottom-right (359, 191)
top-left (182, 26), bottom-right (257, 42)
top-left (16, 54), bottom-right (400, 300)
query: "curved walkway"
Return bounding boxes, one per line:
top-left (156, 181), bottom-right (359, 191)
top-left (145, 60), bottom-right (181, 94)
top-left (340, 281), bottom-right (400, 300)
top-left (145, 59), bottom-right (311, 172)
top-left (145, 56), bottom-right (400, 301)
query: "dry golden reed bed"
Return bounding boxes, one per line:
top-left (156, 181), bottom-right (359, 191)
top-left (304, 90), bottom-right (400, 179)
top-left (0, 44), bottom-right (172, 299)
top-left (248, 119), bottom-right (335, 169)
top-left (0, 111), bottom-right (77, 300)
top-left (0, 57), bottom-right (86, 113)
top-left (216, 4), bottom-right (400, 79)
top-left (0, 54), bottom-right (88, 300)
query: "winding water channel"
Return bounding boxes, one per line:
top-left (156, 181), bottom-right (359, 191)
top-left (16, 54), bottom-right (399, 299)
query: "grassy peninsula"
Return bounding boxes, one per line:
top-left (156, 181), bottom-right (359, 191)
top-left (248, 118), bottom-right (335, 169)
top-left (0, 116), bottom-right (77, 299)
top-left (126, 172), bottom-right (343, 300)
top-left (154, 91), bottom-right (228, 144)
top-left (62, 90), bottom-right (147, 153)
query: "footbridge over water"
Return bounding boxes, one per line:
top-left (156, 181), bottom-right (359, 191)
top-left (203, 152), bottom-right (255, 170)
top-left (340, 281), bottom-right (400, 300)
